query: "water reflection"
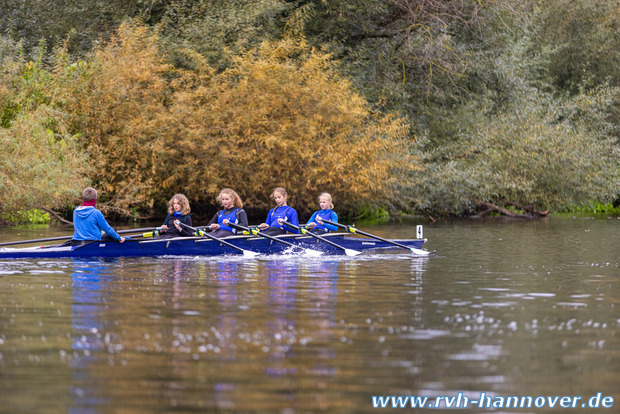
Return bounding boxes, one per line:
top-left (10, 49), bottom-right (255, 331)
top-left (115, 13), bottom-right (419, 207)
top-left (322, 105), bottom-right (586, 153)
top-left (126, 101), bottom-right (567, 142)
top-left (264, 260), bottom-right (298, 378)
top-left (300, 260), bottom-right (339, 383)
top-left (262, 258), bottom-right (341, 410)
top-left (70, 258), bottom-right (114, 414)
top-left (408, 258), bottom-right (427, 325)
top-left (213, 261), bottom-right (240, 409)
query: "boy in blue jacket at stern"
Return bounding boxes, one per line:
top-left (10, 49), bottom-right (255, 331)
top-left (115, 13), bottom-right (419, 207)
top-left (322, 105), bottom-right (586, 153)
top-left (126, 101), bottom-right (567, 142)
top-left (71, 187), bottom-right (126, 246)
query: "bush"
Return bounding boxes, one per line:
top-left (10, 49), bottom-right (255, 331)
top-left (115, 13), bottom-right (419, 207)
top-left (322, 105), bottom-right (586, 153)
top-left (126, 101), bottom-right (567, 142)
top-left (415, 88), bottom-right (620, 215)
top-left (0, 105), bottom-right (89, 212)
top-left (0, 209), bottom-right (51, 225)
top-left (57, 23), bottom-right (417, 217)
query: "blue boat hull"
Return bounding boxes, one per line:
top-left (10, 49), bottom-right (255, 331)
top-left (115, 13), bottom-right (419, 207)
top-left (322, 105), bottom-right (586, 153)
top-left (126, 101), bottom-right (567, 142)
top-left (0, 233), bottom-right (426, 259)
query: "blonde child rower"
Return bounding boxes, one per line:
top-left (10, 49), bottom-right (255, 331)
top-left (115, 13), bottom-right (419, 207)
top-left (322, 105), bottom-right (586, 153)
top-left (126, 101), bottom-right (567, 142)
top-left (306, 193), bottom-right (338, 234)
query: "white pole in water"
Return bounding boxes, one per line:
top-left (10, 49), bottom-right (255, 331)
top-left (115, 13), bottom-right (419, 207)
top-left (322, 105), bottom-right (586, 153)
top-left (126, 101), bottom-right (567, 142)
top-left (416, 225), bottom-right (423, 239)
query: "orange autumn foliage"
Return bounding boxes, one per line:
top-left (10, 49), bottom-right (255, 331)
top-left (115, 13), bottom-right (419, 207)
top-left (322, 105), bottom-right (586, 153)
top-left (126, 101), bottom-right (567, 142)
top-left (59, 22), bottom-right (174, 215)
top-left (61, 22), bottom-right (418, 217)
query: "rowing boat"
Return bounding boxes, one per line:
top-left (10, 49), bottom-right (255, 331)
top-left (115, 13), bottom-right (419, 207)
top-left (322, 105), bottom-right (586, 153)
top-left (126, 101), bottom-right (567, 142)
top-left (0, 232), bottom-right (427, 259)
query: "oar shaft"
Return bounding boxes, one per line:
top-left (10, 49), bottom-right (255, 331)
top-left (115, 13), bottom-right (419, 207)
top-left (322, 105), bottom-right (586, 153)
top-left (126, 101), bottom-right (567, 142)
top-left (178, 223), bottom-right (246, 253)
top-left (0, 235), bottom-right (72, 247)
top-left (0, 227), bottom-right (161, 247)
top-left (320, 219), bottom-right (414, 251)
top-left (283, 222), bottom-right (344, 251)
top-left (227, 222), bottom-right (298, 249)
top-left (117, 227), bottom-right (161, 235)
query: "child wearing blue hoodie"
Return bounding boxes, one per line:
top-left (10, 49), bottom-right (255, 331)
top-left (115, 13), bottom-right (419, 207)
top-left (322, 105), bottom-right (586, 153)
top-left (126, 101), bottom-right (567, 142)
top-left (71, 187), bottom-right (125, 245)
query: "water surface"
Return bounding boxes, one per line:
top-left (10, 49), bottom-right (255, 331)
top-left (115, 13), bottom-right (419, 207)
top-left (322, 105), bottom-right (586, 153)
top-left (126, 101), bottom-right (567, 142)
top-left (0, 217), bottom-right (618, 412)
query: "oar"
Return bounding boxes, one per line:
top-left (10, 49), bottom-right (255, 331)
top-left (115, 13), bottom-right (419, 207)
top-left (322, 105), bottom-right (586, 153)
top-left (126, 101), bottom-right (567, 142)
top-left (320, 219), bottom-right (430, 256)
top-left (0, 235), bottom-right (77, 247)
top-left (178, 223), bottom-right (259, 258)
top-left (226, 222), bottom-right (323, 256)
top-left (0, 227), bottom-right (159, 247)
top-left (118, 227), bottom-right (161, 234)
top-left (281, 222), bottom-right (361, 256)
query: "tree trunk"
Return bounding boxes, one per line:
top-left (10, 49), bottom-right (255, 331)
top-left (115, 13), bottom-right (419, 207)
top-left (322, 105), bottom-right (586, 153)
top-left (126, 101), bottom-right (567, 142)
top-left (473, 199), bottom-right (532, 218)
top-left (504, 201), bottom-right (549, 217)
top-left (36, 207), bottom-right (73, 225)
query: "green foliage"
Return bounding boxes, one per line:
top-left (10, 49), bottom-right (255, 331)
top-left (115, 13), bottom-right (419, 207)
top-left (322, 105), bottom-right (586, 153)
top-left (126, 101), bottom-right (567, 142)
top-left (0, 0), bottom-right (145, 56)
top-left (0, 105), bottom-right (90, 212)
top-left (398, 6), bottom-right (620, 216)
top-left (414, 87), bottom-right (620, 215)
top-left (560, 203), bottom-right (620, 216)
top-left (157, 0), bottom-right (288, 71)
top-left (0, 209), bottom-right (51, 225)
top-left (532, 0), bottom-right (620, 95)
top-left (290, 1), bottom-right (527, 115)
top-left (0, 36), bottom-right (25, 128)
top-left (0, 39), bottom-right (90, 216)
top-left (349, 205), bottom-right (390, 222)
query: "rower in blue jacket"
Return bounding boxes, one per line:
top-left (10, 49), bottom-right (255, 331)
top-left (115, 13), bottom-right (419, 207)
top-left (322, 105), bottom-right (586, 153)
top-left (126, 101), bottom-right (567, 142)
top-left (207, 188), bottom-right (249, 238)
top-left (259, 187), bottom-right (299, 235)
top-left (71, 187), bottom-right (125, 246)
top-left (306, 193), bottom-right (338, 234)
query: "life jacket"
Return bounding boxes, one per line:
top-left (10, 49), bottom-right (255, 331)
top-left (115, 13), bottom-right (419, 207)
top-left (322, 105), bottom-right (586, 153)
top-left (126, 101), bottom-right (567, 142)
top-left (163, 214), bottom-right (191, 237)
top-left (164, 214), bottom-right (190, 226)
top-left (218, 208), bottom-right (240, 233)
top-left (269, 206), bottom-right (295, 229)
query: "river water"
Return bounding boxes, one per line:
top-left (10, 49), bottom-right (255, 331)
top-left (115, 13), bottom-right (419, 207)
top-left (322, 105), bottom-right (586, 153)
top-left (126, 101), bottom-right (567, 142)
top-left (0, 217), bottom-right (618, 413)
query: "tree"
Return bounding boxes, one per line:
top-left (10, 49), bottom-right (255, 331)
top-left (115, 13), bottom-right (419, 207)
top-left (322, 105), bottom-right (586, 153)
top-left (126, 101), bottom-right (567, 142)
top-left (157, 0), bottom-right (288, 71)
top-left (57, 23), bottom-right (417, 217)
top-left (0, 106), bottom-right (89, 215)
top-left (57, 22), bottom-right (176, 217)
top-left (281, 1), bottom-right (525, 115)
top-left (165, 39), bottom-right (418, 215)
top-left (0, 0), bottom-right (146, 56)
top-left (415, 87), bottom-right (620, 216)
top-left (532, 0), bottom-right (620, 95)
top-left (0, 40), bottom-right (89, 220)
